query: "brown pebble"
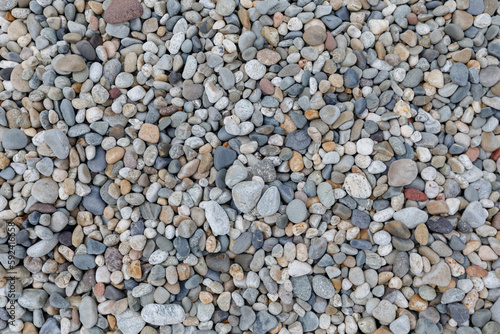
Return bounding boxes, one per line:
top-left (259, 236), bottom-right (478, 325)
top-left (138, 123), bottom-right (160, 143)
top-left (28, 203), bottom-right (57, 213)
top-left (260, 78), bottom-right (275, 95)
top-left (103, 0), bottom-right (144, 24)
top-left (325, 32), bottom-right (336, 50)
top-left (406, 13), bottom-right (418, 25)
top-left (414, 224), bottom-right (429, 246)
top-left (109, 87), bottom-right (122, 99)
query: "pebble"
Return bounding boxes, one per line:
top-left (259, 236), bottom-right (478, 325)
top-left (103, 0), bottom-right (144, 24)
top-left (140, 304), bottom-right (185, 325)
top-left (205, 201), bottom-right (230, 236)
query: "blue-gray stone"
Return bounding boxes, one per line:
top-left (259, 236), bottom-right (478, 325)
top-left (73, 254), bottom-right (96, 270)
top-left (2, 129), bottom-right (27, 150)
top-left (285, 129), bottom-right (311, 150)
top-left (213, 146), bottom-right (237, 170)
top-left (343, 68), bottom-right (359, 88)
top-left (82, 185), bottom-right (106, 216)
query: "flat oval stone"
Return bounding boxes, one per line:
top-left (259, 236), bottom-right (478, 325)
top-left (53, 55), bottom-right (86, 72)
top-left (104, 0), bottom-right (144, 24)
top-left (257, 49), bottom-right (281, 65)
top-left (388, 159), bottom-right (418, 186)
top-left (426, 217), bottom-right (453, 234)
top-left (2, 129), bottom-right (28, 150)
top-left (141, 304), bottom-right (185, 325)
top-left (31, 178), bottom-right (59, 204)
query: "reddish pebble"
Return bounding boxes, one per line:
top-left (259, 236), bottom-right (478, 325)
top-left (94, 282), bottom-right (105, 296)
top-left (491, 148), bottom-right (500, 161)
top-left (103, 0), bottom-right (144, 24)
top-left (436, 193), bottom-right (445, 201)
top-left (109, 87), bottom-right (121, 99)
top-left (273, 12), bottom-right (283, 28)
top-left (325, 32), bottom-right (336, 51)
top-left (259, 78), bottom-right (275, 95)
top-left (492, 212), bottom-right (500, 230)
top-left (406, 13), bottom-right (418, 25)
top-left (466, 265), bottom-right (488, 278)
top-left (465, 147), bottom-right (480, 162)
top-left (404, 188), bottom-right (428, 201)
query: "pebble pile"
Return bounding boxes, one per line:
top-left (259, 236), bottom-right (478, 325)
top-left (1, 0), bottom-right (500, 333)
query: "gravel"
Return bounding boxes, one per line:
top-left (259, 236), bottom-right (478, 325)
top-left (2, 0), bottom-right (500, 333)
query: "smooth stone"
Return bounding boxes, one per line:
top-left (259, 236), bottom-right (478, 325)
top-left (205, 201), bottom-right (230, 236)
top-left (254, 311), bottom-right (278, 334)
top-left (2, 129), bottom-right (28, 150)
top-left (141, 304), bottom-right (185, 325)
top-left (80, 296), bottom-right (98, 328)
top-left (256, 186), bottom-right (280, 216)
top-left (393, 207), bottom-right (428, 228)
top-left (116, 310), bottom-right (145, 334)
top-left (232, 181), bottom-right (263, 213)
top-left (31, 178), bottom-right (58, 204)
top-left (388, 159), bottom-right (418, 186)
top-left (44, 129), bottom-right (70, 159)
top-left (286, 199), bottom-right (307, 224)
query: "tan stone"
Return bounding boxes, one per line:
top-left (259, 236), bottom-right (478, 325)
top-left (408, 294), bottom-right (428, 311)
top-left (453, 10), bottom-right (474, 30)
top-left (138, 123), bottom-right (160, 143)
top-left (426, 200), bottom-right (449, 215)
top-left (415, 224), bottom-right (429, 245)
top-left (53, 55), bottom-right (87, 72)
top-left (426, 69), bottom-right (444, 88)
top-left (257, 49), bottom-right (281, 65)
top-left (106, 147), bottom-right (125, 164)
top-left (481, 132), bottom-right (500, 152)
top-left (262, 26), bottom-right (279, 47)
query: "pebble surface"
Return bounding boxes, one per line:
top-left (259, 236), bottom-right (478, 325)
top-left (1, 0), bottom-right (500, 334)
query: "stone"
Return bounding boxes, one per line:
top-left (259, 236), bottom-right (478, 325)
top-left (303, 26), bottom-right (327, 46)
top-left (116, 310), bottom-right (145, 334)
top-left (0, 0), bottom-right (17, 11)
top-left (286, 199), bottom-right (307, 224)
top-left (393, 207), bottom-right (428, 229)
top-left (104, 0), bottom-right (144, 24)
top-left (205, 201), bottom-right (230, 236)
top-left (317, 182), bottom-right (335, 207)
top-left (18, 289), bottom-right (48, 309)
top-left (141, 304), bottom-right (185, 325)
top-left (372, 300), bottom-right (396, 325)
top-left (2, 129), bottom-right (27, 150)
top-left (256, 186), bottom-right (280, 216)
top-left (80, 296), bottom-right (98, 328)
top-left (254, 311), bottom-right (278, 334)
top-left (214, 146), bottom-right (237, 170)
top-left (44, 129), bottom-right (70, 159)
top-left (53, 55), bottom-right (86, 72)
top-left (422, 261), bottom-right (452, 286)
top-left (460, 201), bottom-right (488, 228)
top-left (312, 275), bottom-right (335, 299)
top-left (343, 173), bottom-right (372, 198)
top-left (388, 159), bottom-right (418, 186)
top-left (31, 179), bottom-right (58, 204)
top-left (232, 181), bottom-right (263, 213)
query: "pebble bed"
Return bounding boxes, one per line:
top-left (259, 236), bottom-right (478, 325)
top-left (1, 0), bottom-right (500, 333)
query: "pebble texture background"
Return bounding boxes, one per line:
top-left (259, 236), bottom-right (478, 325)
top-left (1, 0), bottom-right (500, 333)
